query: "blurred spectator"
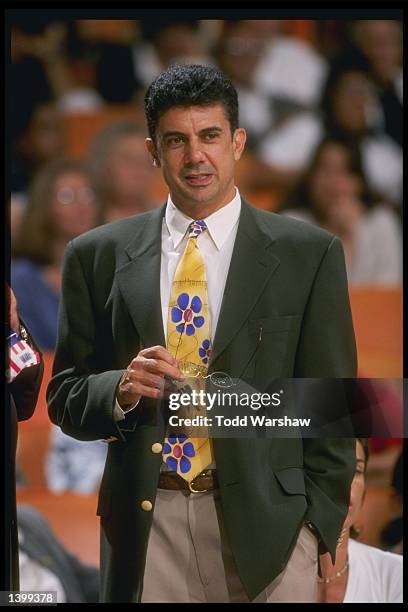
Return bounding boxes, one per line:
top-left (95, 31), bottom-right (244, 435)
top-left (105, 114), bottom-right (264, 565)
top-left (11, 18), bottom-right (103, 116)
top-left (11, 158), bottom-right (100, 351)
top-left (87, 120), bottom-right (159, 223)
top-left (11, 17), bottom-right (55, 144)
top-left (281, 137), bottom-right (402, 286)
top-left (215, 20), bottom-right (327, 193)
top-left (54, 21), bottom-right (104, 114)
top-left (92, 19), bottom-right (212, 105)
top-left (314, 21), bottom-right (351, 60)
top-left (317, 439), bottom-right (403, 603)
top-left (352, 20), bottom-right (402, 147)
top-left (215, 20), bottom-right (278, 150)
top-left (89, 20), bottom-right (143, 104)
top-left (11, 101), bottom-right (65, 194)
top-left (255, 20), bottom-right (327, 115)
top-left (134, 19), bottom-right (212, 87)
top-left (46, 426), bottom-right (107, 494)
top-left (259, 49), bottom-right (402, 207)
top-left (380, 450), bottom-right (403, 554)
top-left (18, 504), bottom-right (99, 603)
top-left (94, 40), bottom-right (142, 104)
top-left (216, 20), bottom-right (326, 136)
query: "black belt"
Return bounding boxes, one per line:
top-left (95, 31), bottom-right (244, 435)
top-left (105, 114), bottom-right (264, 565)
top-left (158, 470), bottom-right (218, 493)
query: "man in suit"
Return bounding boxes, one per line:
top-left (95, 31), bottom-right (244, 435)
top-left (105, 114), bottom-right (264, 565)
top-left (47, 64), bottom-right (357, 602)
top-left (7, 287), bottom-right (44, 591)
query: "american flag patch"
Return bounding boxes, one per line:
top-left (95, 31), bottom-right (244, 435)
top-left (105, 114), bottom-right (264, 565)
top-left (7, 328), bottom-right (40, 383)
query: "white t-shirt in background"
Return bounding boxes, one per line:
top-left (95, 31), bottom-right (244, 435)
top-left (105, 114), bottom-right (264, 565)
top-left (344, 538), bottom-right (403, 603)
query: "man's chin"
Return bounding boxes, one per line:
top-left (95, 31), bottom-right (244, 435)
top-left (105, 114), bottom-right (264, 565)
top-left (176, 185), bottom-right (218, 207)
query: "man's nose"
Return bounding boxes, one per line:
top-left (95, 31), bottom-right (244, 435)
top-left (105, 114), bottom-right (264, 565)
top-left (184, 142), bottom-right (206, 165)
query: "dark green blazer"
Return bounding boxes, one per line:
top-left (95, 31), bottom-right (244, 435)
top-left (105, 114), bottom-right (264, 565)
top-left (47, 201), bottom-right (357, 602)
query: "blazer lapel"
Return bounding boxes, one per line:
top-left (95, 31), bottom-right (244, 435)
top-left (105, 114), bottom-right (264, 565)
top-left (210, 201), bottom-right (280, 366)
top-left (116, 206), bottom-right (166, 349)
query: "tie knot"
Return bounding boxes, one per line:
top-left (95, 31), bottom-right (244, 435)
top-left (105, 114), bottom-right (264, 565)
top-left (189, 220), bottom-right (207, 238)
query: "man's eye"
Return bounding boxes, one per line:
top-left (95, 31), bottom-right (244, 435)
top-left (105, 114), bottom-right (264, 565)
top-left (168, 136), bottom-right (184, 146)
top-left (204, 132), bottom-right (218, 140)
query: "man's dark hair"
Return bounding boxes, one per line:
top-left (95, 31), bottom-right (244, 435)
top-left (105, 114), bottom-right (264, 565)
top-left (144, 64), bottom-right (239, 141)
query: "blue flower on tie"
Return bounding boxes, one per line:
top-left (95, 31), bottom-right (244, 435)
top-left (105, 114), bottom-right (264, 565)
top-left (163, 434), bottom-right (195, 473)
top-left (171, 293), bottom-right (205, 336)
top-left (199, 339), bottom-right (212, 365)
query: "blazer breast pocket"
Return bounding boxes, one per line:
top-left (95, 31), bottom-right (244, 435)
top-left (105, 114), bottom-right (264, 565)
top-left (247, 315), bottom-right (302, 381)
top-left (248, 315), bottom-right (302, 335)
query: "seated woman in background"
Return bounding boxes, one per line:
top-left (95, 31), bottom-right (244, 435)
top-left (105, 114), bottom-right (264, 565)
top-left (259, 49), bottom-right (402, 209)
top-left (12, 158), bottom-right (107, 494)
top-left (280, 137), bottom-right (402, 286)
top-left (11, 158), bottom-right (101, 351)
top-left (317, 438), bottom-right (403, 603)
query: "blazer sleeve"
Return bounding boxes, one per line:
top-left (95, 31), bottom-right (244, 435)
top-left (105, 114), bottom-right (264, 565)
top-left (295, 235), bottom-right (357, 562)
top-left (46, 241), bottom-right (126, 442)
top-left (294, 235), bottom-right (357, 377)
top-left (9, 320), bottom-right (44, 422)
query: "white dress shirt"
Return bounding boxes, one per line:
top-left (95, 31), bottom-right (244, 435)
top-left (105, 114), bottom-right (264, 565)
top-left (161, 188), bottom-right (241, 338)
top-left (113, 188), bottom-right (241, 423)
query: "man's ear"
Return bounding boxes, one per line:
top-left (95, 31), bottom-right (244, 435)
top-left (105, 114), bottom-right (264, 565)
top-left (232, 128), bottom-right (247, 161)
top-left (145, 138), bottom-right (161, 168)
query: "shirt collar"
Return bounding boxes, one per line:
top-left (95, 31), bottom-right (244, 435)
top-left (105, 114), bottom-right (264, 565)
top-left (165, 188), bottom-right (241, 250)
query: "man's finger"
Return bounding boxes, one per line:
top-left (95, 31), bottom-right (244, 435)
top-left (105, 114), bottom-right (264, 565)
top-left (143, 358), bottom-right (185, 381)
top-left (136, 372), bottom-right (163, 389)
top-left (139, 345), bottom-right (178, 366)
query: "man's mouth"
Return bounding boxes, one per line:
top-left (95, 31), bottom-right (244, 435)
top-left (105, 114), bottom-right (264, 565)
top-left (184, 173), bottom-right (213, 186)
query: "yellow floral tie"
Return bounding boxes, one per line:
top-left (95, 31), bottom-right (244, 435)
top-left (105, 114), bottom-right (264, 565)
top-left (163, 220), bottom-right (214, 482)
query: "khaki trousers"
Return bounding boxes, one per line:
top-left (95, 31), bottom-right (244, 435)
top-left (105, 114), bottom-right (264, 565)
top-left (141, 488), bottom-right (318, 603)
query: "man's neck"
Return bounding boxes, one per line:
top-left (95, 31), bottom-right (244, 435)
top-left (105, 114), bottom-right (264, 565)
top-left (170, 187), bottom-right (238, 220)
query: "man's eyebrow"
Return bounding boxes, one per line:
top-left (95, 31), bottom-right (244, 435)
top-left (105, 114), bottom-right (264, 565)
top-left (199, 126), bottom-right (223, 134)
top-left (162, 131), bottom-right (186, 139)
top-left (161, 127), bottom-right (223, 139)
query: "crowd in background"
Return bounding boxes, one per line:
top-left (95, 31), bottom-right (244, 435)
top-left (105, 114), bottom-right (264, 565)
top-left (10, 19), bottom-right (402, 300)
top-left (9, 18), bottom-right (402, 545)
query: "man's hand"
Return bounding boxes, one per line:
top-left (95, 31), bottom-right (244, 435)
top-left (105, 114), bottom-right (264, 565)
top-left (117, 345), bottom-right (185, 409)
top-left (8, 286), bottom-right (20, 334)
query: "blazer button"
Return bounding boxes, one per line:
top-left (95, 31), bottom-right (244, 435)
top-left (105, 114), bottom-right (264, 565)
top-left (151, 442), bottom-right (163, 454)
top-left (141, 500), bottom-right (153, 512)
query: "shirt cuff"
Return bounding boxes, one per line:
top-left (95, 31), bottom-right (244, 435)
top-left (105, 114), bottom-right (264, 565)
top-left (113, 396), bottom-right (141, 422)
